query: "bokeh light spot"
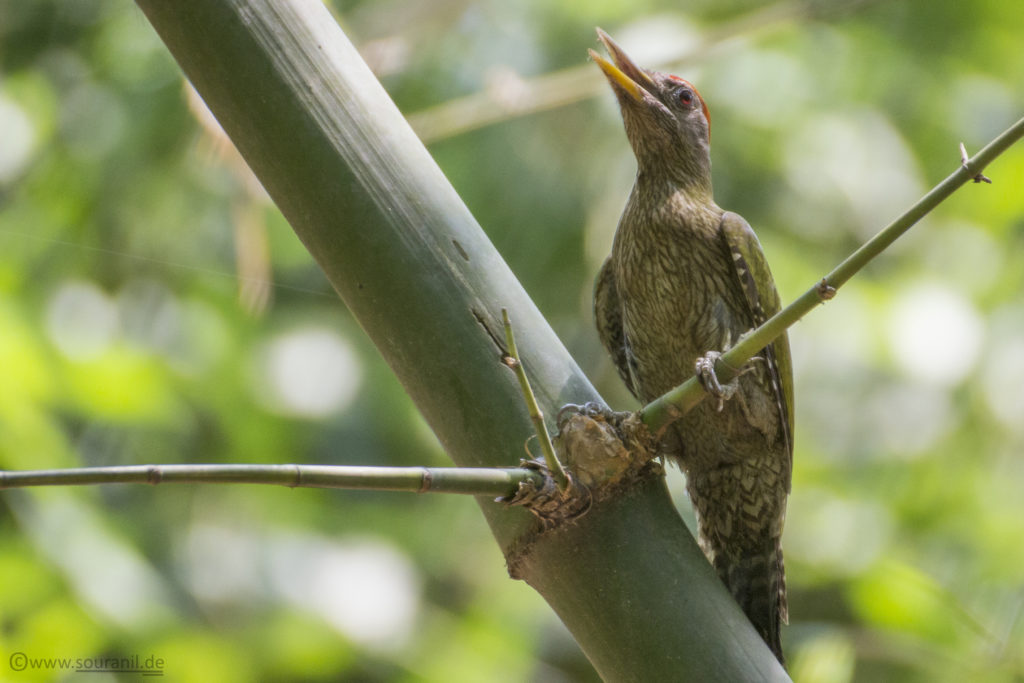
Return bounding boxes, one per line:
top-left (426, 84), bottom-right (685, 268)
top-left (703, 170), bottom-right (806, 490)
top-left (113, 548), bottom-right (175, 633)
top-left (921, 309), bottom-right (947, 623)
top-left (258, 328), bottom-right (362, 418)
top-left (887, 284), bottom-right (983, 385)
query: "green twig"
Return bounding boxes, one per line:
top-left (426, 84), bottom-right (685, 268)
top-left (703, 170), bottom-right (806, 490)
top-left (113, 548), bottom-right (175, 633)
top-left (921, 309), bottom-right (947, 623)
top-left (0, 464), bottom-right (542, 497)
top-left (641, 116), bottom-right (1024, 434)
top-left (501, 308), bottom-right (569, 489)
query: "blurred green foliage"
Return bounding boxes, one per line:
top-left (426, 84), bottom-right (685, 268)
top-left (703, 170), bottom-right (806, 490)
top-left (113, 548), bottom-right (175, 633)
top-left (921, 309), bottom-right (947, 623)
top-left (1, 0), bottom-right (1023, 680)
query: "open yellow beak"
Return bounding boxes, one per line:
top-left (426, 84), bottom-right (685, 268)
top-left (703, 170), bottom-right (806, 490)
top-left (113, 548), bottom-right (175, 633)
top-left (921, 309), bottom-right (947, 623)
top-left (589, 28), bottom-right (656, 103)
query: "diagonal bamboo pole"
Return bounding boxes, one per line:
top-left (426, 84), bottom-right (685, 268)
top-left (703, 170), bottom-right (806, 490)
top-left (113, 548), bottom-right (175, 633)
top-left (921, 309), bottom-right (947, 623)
top-left (133, 1), bottom-right (787, 679)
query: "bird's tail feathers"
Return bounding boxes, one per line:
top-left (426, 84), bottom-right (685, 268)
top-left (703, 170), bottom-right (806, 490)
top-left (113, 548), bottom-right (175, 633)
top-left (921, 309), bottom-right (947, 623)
top-left (715, 540), bottom-right (787, 663)
top-left (688, 461), bottom-right (788, 663)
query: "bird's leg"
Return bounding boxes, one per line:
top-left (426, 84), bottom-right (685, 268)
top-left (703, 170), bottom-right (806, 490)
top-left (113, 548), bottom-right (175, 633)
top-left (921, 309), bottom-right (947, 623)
top-left (694, 350), bottom-right (741, 411)
top-left (696, 327), bottom-right (766, 411)
top-left (696, 326), bottom-right (737, 410)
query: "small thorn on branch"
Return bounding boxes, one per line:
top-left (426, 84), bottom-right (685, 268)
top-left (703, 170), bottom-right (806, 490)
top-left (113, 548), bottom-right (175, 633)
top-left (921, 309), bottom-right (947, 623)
top-left (816, 278), bottom-right (836, 301)
top-left (960, 142), bottom-right (992, 184)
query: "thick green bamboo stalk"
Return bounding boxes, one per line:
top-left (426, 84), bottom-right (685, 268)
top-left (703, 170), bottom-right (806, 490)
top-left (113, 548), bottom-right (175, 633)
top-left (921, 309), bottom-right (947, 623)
top-left (133, 1), bottom-right (787, 679)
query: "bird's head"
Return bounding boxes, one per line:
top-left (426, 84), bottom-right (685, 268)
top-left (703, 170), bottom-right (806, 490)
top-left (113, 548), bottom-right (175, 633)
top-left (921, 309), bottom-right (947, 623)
top-left (590, 28), bottom-right (712, 189)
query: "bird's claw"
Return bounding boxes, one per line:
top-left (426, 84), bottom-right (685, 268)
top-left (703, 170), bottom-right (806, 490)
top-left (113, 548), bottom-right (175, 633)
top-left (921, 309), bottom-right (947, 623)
top-left (556, 401), bottom-right (629, 428)
top-left (695, 351), bottom-right (739, 411)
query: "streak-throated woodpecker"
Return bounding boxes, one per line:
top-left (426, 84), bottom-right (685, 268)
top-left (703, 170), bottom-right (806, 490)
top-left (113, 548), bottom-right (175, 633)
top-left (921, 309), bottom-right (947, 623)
top-left (590, 28), bottom-right (793, 662)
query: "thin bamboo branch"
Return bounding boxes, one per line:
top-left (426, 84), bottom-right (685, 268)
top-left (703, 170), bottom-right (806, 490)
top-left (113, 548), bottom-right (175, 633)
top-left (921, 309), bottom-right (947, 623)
top-left (501, 309), bottom-right (567, 488)
top-left (641, 117), bottom-right (1024, 434)
top-left (0, 464), bottom-right (540, 496)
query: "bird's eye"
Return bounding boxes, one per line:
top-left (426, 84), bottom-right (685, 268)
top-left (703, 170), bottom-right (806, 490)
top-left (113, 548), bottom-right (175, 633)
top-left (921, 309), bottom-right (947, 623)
top-left (678, 88), bottom-right (694, 106)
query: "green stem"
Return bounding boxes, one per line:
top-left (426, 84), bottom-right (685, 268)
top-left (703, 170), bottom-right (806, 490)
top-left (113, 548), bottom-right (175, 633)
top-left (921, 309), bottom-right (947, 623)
top-left (641, 116), bottom-right (1024, 434)
top-left (0, 464), bottom-right (542, 497)
top-left (502, 309), bottom-right (568, 489)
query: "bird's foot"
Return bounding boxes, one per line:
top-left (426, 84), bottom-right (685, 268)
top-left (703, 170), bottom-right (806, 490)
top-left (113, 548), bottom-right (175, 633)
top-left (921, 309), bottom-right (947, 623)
top-left (553, 401), bottom-right (657, 490)
top-left (695, 351), bottom-right (740, 412)
top-left (556, 401), bottom-right (631, 430)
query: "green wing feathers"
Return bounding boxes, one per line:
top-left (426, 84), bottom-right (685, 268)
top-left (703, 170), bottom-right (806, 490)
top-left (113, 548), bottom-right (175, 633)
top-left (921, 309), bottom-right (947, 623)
top-left (594, 258), bottom-right (637, 398)
top-left (719, 211), bottom-right (795, 468)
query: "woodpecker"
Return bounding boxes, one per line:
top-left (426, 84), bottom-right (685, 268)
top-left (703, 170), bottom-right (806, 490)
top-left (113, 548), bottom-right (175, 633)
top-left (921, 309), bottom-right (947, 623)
top-left (589, 28), bottom-right (794, 662)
